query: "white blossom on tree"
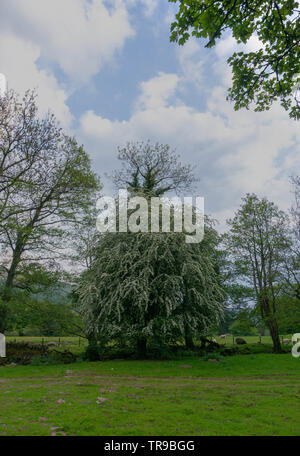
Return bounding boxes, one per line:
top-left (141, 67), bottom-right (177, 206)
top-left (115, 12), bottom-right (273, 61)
top-left (78, 225), bottom-right (224, 356)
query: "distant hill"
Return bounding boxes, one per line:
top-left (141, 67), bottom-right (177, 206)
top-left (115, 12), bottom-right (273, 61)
top-left (34, 282), bottom-right (74, 305)
top-left (0, 280), bottom-right (75, 305)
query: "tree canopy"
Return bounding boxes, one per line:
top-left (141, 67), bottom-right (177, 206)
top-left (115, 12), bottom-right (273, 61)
top-left (78, 143), bottom-right (224, 356)
top-left (0, 89), bottom-right (101, 331)
top-left (225, 193), bottom-right (291, 352)
top-left (112, 141), bottom-right (197, 196)
top-left (78, 227), bottom-right (224, 357)
top-left (169, 0), bottom-right (300, 120)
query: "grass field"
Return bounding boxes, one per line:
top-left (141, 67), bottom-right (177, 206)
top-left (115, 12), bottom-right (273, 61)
top-left (6, 336), bottom-right (89, 355)
top-left (1, 353), bottom-right (300, 436)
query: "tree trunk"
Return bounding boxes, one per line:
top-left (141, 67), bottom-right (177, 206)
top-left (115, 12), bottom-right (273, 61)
top-left (0, 249), bottom-right (22, 332)
top-left (185, 334), bottom-right (195, 350)
top-left (0, 303), bottom-right (8, 333)
top-left (267, 318), bottom-right (282, 353)
top-left (137, 337), bottom-right (147, 358)
top-left (260, 296), bottom-right (282, 353)
top-left (87, 333), bottom-right (97, 346)
top-left (3, 265), bottom-right (17, 301)
top-left (3, 235), bottom-right (24, 301)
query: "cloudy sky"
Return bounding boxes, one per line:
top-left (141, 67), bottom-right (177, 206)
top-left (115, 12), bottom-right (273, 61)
top-left (0, 0), bottom-right (299, 231)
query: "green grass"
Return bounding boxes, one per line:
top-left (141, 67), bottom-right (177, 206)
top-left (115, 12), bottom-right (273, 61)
top-left (1, 353), bottom-right (300, 436)
top-left (213, 334), bottom-right (293, 346)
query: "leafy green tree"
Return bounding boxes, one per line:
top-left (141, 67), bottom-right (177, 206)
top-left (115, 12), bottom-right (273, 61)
top-left (218, 285), bottom-right (254, 334)
top-left (78, 228), bottom-right (224, 357)
top-left (276, 296), bottom-right (300, 333)
top-left (0, 89), bottom-right (101, 331)
top-left (217, 247), bottom-right (255, 333)
top-left (281, 176), bottom-right (300, 302)
top-left (169, 0), bottom-right (300, 120)
top-left (226, 194), bottom-right (291, 352)
top-left (78, 142), bottom-right (224, 356)
top-left (112, 141), bottom-right (197, 195)
top-left (4, 292), bottom-right (82, 337)
top-left (229, 308), bottom-right (258, 336)
top-left (0, 90), bottom-right (59, 220)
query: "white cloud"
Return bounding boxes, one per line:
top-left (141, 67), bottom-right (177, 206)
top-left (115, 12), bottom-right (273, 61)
top-left (164, 8), bottom-right (176, 25)
top-left (135, 72), bottom-right (180, 110)
top-left (215, 36), bottom-right (236, 58)
top-left (215, 34), bottom-right (264, 58)
top-left (139, 0), bottom-right (159, 17)
top-left (176, 39), bottom-right (208, 89)
top-left (213, 34), bottom-right (266, 87)
top-left (0, 32), bottom-right (72, 128)
top-left (0, 0), bottom-right (136, 128)
top-left (1, 0), bottom-right (298, 230)
top-left (79, 67), bottom-right (299, 228)
top-left (0, 0), bottom-right (135, 84)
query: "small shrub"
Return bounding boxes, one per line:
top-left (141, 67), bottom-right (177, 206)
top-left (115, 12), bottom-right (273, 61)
top-left (50, 349), bottom-right (77, 364)
top-left (147, 344), bottom-right (175, 360)
top-left (82, 343), bottom-right (102, 361)
top-left (236, 344), bottom-right (272, 354)
top-left (218, 346), bottom-right (239, 356)
top-left (101, 347), bottom-right (135, 360)
top-left (82, 344), bottom-right (137, 361)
